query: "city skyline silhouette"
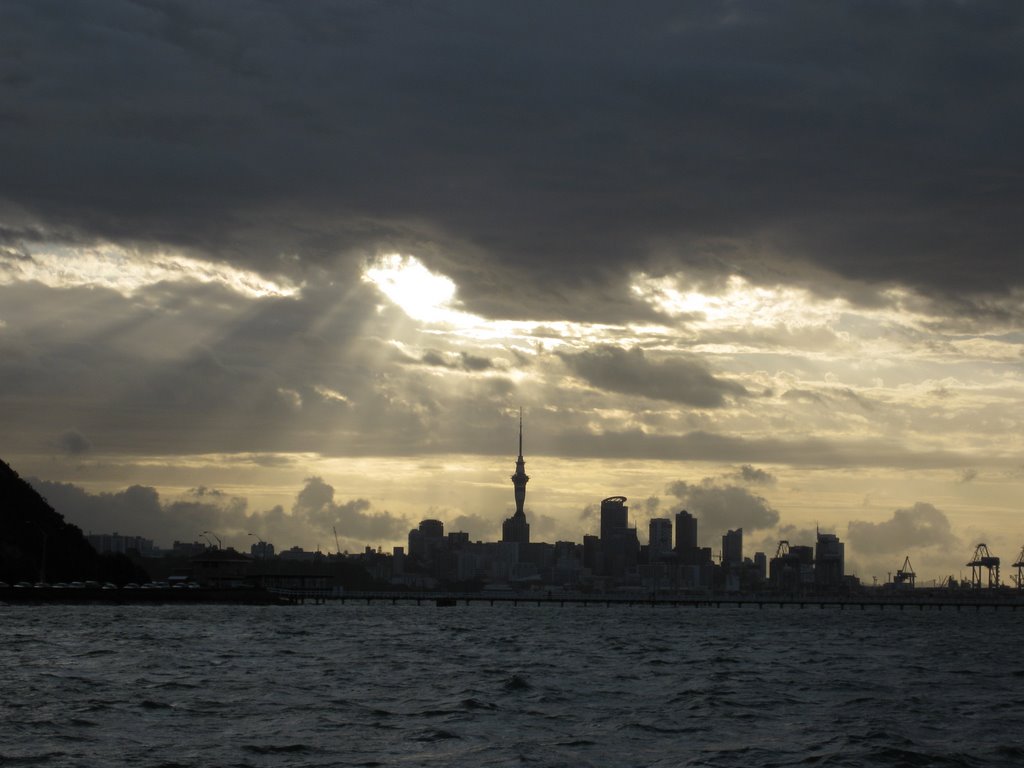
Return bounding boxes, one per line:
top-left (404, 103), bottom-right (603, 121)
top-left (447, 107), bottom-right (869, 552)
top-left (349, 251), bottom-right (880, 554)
top-left (4, 3), bottom-right (1024, 588)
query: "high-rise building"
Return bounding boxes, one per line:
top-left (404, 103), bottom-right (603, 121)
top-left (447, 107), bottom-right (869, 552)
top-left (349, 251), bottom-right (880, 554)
top-left (722, 528), bottom-right (743, 567)
top-left (815, 530), bottom-right (845, 587)
top-left (600, 496), bottom-right (629, 541)
top-left (649, 518), bottom-right (672, 560)
top-left (599, 496), bottom-right (638, 578)
top-left (753, 551), bottom-right (767, 582)
top-left (675, 509), bottom-right (697, 552)
top-left (409, 518), bottom-right (444, 562)
top-left (418, 519), bottom-right (444, 539)
top-left (502, 410), bottom-right (531, 544)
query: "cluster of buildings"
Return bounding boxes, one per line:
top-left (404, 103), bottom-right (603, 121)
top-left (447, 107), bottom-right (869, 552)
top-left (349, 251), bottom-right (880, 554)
top-left (86, 532), bottom-right (157, 558)
top-left (394, 497), bottom-right (851, 593)
top-left (85, 415), bottom-right (858, 594)
top-left (391, 417), bottom-right (854, 593)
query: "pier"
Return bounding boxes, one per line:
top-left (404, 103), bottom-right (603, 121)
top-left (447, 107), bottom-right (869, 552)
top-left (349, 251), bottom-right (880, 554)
top-left (327, 590), bottom-right (1024, 611)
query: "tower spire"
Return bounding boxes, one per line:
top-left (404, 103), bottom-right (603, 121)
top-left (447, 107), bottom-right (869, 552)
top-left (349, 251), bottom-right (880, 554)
top-left (504, 408), bottom-right (530, 544)
top-left (518, 407), bottom-right (523, 458)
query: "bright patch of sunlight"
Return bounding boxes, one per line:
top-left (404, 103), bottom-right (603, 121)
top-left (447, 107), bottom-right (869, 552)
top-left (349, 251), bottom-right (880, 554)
top-left (362, 254), bottom-right (648, 350)
top-left (363, 254), bottom-right (479, 326)
top-left (2, 243), bottom-right (299, 298)
top-left (631, 273), bottom-right (848, 329)
top-left (314, 385), bottom-right (350, 403)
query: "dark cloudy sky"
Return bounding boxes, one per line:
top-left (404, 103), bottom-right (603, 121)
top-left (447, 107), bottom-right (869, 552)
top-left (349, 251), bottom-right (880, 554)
top-left (4, 1), bottom-right (1024, 581)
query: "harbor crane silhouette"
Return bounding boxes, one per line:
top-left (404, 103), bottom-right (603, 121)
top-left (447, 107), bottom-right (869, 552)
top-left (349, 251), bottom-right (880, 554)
top-left (967, 544), bottom-right (1000, 589)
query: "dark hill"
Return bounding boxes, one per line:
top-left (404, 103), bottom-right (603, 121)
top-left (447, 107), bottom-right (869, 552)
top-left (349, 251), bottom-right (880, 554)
top-left (0, 459), bottom-right (147, 584)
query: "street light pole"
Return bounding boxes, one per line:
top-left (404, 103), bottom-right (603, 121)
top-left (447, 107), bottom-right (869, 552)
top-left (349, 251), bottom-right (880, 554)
top-left (201, 530), bottom-right (222, 549)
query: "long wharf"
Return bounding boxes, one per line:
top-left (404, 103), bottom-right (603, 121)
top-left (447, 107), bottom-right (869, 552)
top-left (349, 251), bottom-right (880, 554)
top-left (320, 590), bottom-right (1024, 611)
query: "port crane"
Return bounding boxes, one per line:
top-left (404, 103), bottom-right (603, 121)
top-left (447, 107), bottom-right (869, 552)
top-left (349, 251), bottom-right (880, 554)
top-left (1013, 546), bottom-right (1024, 590)
top-left (893, 556), bottom-right (915, 588)
top-left (966, 543), bottom-right (1000, 589)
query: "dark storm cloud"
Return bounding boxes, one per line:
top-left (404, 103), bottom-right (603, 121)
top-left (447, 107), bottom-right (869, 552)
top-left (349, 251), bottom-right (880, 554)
top-left (3, 1), bottom-right (1024, 318)
top-left (558, 345), bottom-right (746, 407)
top-left (846, 502), bottom-right (958, 554)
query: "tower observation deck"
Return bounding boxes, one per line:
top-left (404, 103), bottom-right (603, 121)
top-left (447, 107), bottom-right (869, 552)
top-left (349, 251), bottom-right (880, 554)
top-left (502, 409), bottom-right (530, 544)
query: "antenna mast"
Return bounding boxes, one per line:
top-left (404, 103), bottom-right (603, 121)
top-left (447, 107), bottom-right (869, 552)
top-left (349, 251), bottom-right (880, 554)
top-left (518, 407), bottom-right (523, 457)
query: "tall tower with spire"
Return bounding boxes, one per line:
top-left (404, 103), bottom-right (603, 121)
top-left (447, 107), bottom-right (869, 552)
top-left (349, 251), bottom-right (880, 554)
top-left (502, 408), bottom-right (531, 544)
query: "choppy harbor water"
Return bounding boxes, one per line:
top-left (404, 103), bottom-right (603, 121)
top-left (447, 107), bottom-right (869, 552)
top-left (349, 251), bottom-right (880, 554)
top-left (3, 603), bottom-right (1023, 767)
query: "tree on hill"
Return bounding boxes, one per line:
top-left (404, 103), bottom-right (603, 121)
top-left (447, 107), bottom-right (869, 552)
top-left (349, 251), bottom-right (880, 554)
top-left (0, 459), bottom-right (148, 584)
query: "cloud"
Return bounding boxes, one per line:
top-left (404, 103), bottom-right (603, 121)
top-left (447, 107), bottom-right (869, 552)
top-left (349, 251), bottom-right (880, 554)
top-left (26, 479), bottom-right (250, 545)
top-left (418, 350), bottom-right (496, 372)
top-left (5, 1), bottom-right (1023, 319)
top-left (164, 495), bottom-right (250, 540)
top-left (846, 502), bottom-right (958, 555)
top-left (544, 429), bottom-right (974, 470)
top-left (189, 486), bottom-right (225, 498)
top-left (56, 429), bottom-right (91, 455)
top-left (28, 475), bottom-right (407, 551)
top-left (292, 476), bottom-right (409, 542)
top-left (730, 465), bottom-right (776, 486)
top-left (4, 3), bottom-right (1024, 557)
top-left (559, 346), bottom-right (746, 407)
top-left (447, 513), bottom-right (500, 541)
top-left (527, 512), bottom-right (579, 544)
top-left (667, 478), bottom-right (780, 543)
top-left (781, 389), bottom-right (826, 406)
top-left (781, 386), bottom-right (876, 412)
top-left (958, 468), bottom-right (978, 484)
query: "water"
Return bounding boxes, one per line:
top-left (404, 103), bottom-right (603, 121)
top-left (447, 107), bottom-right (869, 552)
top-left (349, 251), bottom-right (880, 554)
top-left (2, 603), bottom-right (1022, 766)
